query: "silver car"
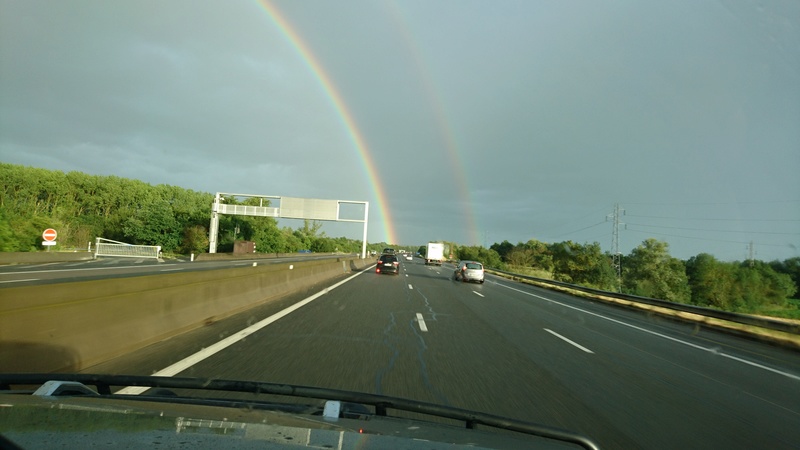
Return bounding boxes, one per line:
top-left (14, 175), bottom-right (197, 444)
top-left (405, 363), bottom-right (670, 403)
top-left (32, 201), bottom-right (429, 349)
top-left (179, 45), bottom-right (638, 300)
top-left (454, 261), bottom-right (484, 283)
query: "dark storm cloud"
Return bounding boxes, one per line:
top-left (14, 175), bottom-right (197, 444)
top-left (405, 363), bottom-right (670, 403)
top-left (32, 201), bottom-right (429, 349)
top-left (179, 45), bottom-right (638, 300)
top-left (1, 0), bottom-right (798, 259)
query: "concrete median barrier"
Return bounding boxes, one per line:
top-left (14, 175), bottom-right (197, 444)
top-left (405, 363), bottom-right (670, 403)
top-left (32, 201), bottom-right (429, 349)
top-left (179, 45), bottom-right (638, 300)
top-left (0, 252), bottom-right (94, 265)
top-left (193, 252), bottom-right (344, 261)
top-left (0, 257), bottom-right (373, 373)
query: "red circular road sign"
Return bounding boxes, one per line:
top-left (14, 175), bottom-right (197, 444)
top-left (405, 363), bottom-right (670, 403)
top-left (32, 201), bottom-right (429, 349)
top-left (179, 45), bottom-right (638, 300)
top-left (42, 228), bottom-right (57, 241)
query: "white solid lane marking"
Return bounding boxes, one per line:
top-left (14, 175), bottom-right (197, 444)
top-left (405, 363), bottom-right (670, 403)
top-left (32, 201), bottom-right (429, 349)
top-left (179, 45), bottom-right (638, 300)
top-left (495, 282), bottom-right (800, 381)
top-left (0, 279), bottom-right (39, 284)
top-left (0, 265), bottom-right (177, 275)
top-left (160, 268), bottom-right (183, 272)
top-left (116, 266), bottom-right (374, 395)
top-left (416, 313), bottom-right (428, 332)
top-left (472, 291), bottom-right (484, 297)
top-left (544, 328), bottom-right (594, 353)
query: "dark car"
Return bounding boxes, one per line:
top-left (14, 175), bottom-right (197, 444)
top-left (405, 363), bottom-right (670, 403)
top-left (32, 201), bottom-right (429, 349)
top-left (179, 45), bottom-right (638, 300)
top-left (376, 254), bottom-right (400, 275)
top-left (382, 248), bottom-right (396, 255)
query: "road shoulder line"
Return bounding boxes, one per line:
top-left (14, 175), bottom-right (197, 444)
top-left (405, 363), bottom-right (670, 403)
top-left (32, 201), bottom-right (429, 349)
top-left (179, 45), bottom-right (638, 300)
top-left (117, 265), bottom-right (373, 394)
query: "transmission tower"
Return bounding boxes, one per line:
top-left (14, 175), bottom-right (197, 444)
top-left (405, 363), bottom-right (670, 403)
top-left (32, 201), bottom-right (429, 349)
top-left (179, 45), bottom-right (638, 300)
top-left (607, 203), bottom-right (625, 292)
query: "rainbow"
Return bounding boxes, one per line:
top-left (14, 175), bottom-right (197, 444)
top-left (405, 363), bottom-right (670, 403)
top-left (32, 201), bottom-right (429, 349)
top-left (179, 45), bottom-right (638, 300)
top-left (385, 3), bottom-right (481, 245)
top-left (256, 1), bottom-right (397, 245)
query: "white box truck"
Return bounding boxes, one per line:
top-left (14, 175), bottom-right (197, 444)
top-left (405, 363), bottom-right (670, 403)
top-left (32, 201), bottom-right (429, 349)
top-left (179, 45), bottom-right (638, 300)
top-left (425, 242), bottom-right (444, 266)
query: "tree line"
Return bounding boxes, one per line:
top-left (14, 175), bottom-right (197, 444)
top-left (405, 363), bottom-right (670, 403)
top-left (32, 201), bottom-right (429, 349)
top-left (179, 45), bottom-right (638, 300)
top-left (416, 239), bottom-right (797, 318)
top-left (460, 238), bottom-right (798, 318)
top-left (0, 163), bottom-right (385, 255)
top-left (3, 162), bottom-right (797, 318)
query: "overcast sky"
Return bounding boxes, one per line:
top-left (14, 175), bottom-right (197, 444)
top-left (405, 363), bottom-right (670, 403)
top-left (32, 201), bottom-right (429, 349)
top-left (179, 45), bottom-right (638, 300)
top-left (1, 0), bottom-right (798, 261)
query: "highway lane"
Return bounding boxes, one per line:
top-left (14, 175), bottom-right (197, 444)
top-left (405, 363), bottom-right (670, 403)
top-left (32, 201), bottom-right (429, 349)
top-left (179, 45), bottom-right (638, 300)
top-left (0, 254), bottom-right (353, 287)
top-left (86, 257), bottom-right (800, 449)
top-left (451, 274), bottom-right (800, 449)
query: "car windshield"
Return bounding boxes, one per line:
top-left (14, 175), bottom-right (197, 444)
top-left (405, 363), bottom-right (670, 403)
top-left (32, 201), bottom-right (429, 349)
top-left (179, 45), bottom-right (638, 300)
top-left (1, 2), bottom-right (799, 449)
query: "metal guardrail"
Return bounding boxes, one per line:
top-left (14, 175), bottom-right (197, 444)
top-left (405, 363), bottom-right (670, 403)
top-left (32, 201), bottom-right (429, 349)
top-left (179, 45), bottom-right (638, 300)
top-left (489, 269), bottom-right (800, 335)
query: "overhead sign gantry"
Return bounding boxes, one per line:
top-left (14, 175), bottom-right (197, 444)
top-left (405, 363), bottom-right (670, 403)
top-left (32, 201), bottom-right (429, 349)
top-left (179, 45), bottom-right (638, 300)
top-left (208, 193), bottom-right (369, 259)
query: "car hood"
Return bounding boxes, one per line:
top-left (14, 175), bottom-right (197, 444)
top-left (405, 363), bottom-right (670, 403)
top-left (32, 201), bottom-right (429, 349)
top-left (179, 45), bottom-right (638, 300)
top-left (0, 374), bottom-right (599, 450)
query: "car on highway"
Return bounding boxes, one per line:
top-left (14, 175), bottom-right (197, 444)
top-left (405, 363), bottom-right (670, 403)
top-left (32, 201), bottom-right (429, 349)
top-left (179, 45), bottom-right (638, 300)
top-left (376, 254), bottom-right (400, 275)
top-left (381, 248), bottom-right (396, 255)
top-left (454, 260), bottom-right (485, 283)
top-left (405, 253), bottom-right (413, 261)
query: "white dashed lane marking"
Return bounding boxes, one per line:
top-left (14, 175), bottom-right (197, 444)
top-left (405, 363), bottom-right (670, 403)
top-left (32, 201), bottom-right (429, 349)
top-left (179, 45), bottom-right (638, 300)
top-left (544, 328), bottom-right (594, 354)
top-left (416, 313), bottom-right (428, 332)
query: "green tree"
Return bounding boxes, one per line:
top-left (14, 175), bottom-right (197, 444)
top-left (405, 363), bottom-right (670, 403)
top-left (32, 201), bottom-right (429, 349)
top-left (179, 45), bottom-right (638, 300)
top-left (686, 253), bottom-right (737, 309)
top-left (506, 247), bottom-right (534, 267)
top-left (249, 218), bottom-right (284, 253)
top-left (623, 239), bottom-right (690, 302)
top-left (291, 220), bottom-right (324, 250)
top-left (1, 163), bottom-right (381, 255)
top-left (522, 239), bottom-right (553, 272)
top-left (686, 255), bottom-right (796, 311)
top-left (455, 246), bottom-right (504, 269)
top-left (490, 240), bottom-right (515, 261)
top-left (770, 257), bottom-right (800, 299)
top-left (737, 261), bottom-right (796, 310)
top-left (311, 237), bottom-right (336, 253)
top-left (0, 209), bottom-right (17, 251)
top-left (281, 227), bottom-right (304, 252)
top-left (181, 225), bottom-right (209, 254)
top-left (122, 198), bottom-right (181, 251)
top-left (549, 241), bottom-right (615, 289)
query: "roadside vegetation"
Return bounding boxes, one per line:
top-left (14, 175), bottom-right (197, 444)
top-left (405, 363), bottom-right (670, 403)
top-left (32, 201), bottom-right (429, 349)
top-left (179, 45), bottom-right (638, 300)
top-left (481, 239), bottom-right (798, 320)
top-left (2, 162), bottom-right (797, 319)
top-left (0, 163), bottom-right (380, 255)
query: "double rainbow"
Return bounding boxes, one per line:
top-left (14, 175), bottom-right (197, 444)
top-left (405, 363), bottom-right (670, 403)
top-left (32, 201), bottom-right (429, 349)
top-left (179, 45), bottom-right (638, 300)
top-left (257, 1), bottom-right (483, 246)
top-left (257, 1), bottom-right (397, 245)
top-left (385, 2), bottom-right (480, 245)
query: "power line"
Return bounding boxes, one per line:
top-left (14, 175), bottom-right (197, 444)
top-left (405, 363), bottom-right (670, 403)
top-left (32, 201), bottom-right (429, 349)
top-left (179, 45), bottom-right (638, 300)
top-left (549, 220), bottom-right (606, 239)
top-left (626, 227), bottom-right (795, 248)
top-left (584, 232), bottom-right (611, 242)
top-left (625, 222), bottom-right (800, 236)
top-left (626, 213), bottom-right (800, 222)
top-left (536, 206), bottom-right (609, 235)
top-left (622, 200), bottom-right (800, 206)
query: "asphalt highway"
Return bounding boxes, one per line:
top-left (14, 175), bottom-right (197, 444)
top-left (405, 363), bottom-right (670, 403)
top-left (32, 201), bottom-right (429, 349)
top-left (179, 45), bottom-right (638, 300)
top-left (86, 257), bottom-right (800, 449)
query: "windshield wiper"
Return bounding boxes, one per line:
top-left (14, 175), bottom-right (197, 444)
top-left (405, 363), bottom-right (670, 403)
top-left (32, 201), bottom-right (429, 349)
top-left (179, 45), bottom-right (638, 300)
top-left (1, 373), bottom-right (600, 450)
